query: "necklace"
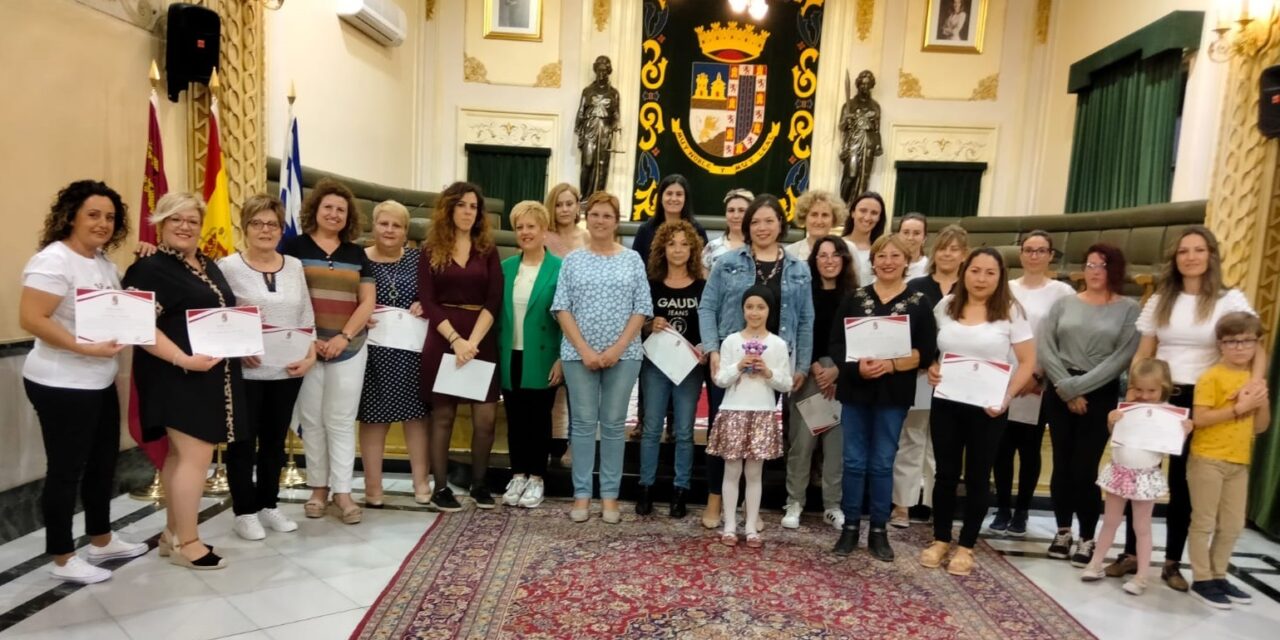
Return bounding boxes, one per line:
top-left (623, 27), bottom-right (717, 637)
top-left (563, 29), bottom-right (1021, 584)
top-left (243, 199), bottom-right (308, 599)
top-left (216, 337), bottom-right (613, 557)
top-left (753, 251), bottom-right (782, 284)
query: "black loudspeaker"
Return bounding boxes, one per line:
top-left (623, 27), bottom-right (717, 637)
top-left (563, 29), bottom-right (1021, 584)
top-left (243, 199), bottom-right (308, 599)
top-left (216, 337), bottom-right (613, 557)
top-left (1260, 65), bottom-right (1280, 138)
top-left (165, 3), bottom-right (221, 102)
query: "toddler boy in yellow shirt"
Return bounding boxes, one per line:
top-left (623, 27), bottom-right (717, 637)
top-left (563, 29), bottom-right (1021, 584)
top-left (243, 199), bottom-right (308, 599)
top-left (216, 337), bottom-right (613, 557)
top-left (1188, 312), bottom-right (1270, 609)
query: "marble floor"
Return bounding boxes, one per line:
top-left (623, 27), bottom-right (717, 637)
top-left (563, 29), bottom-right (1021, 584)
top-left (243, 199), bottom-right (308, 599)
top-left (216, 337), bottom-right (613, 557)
top-left (0, 474), bottom-right (1276, 640)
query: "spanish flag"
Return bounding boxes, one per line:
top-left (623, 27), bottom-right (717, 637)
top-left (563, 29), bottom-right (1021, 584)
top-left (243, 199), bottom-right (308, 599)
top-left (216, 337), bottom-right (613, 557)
top-left (200, 95), bottom-right (234, 259)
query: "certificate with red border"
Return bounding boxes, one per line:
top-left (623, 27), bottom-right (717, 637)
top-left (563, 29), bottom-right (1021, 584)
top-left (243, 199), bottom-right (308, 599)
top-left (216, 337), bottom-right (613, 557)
top-left (186, 306), bottom-right (264, 358)
top-left (260, 325), bottom-right (314, 368)
top-left (1111, 402), bottom-right (1189, 455)
top-left (844, 315), bottom-right (911, 361)
top-left (74, 288), bottom-right (156, 345)
top-left (934, 352), bottom-right (1012, 409)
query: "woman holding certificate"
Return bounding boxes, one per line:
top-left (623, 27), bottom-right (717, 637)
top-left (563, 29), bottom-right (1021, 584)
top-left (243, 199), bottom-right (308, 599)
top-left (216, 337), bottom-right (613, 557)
top-left (839, 192), bottom-right (886, 286)
top-left (499, 201), bottom-right (563, 510)
top-left (358, 201), bottom-right (431, 507)
top-left (919, 247), bottom-right (1035, 576)
top-left (552, 191), bottom-right (652, 524)
top-left (829, 234), bottom-right (936, 561)
top-left (1036, 243), bottom-right (1140, 567)
top-left (218, 195), bottom-right (316, 541)
top-left (20, 180), bottom-right (149, 583)
top-left (418, 182), bottom-right (503, 513)
top-left (281, 179), bottom-right (376, 525)
top-left (125, 192), bottom-right (248, 571)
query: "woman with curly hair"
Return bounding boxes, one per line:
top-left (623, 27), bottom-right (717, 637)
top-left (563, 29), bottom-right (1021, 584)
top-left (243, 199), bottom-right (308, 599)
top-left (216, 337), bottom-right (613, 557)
top-left (418, 181), bottom-right (503, 512)
top-left (784, 190), bottom-right (854, 261)
top-left (281, 178), bottom-right (376, 525)
top-left (19, 180), bottom-right (148, 583)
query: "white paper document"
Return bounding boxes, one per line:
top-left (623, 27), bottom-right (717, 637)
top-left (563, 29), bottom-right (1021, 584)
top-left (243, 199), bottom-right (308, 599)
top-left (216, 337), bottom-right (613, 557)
top-left (795, 392), bottom-right (842, 436)
top-left (74, 288), bottom-right (156, 345)
top-left (643, 327), bottom-right (702, 384)
top-left (367, 305), bottom-right (429, 352)
top-left (1008, 390), bottom-right (1044, 425)
top-left (844, 315), bottom-right (911, 362)
top-left (912, 371), bottom-right (933, 410)
top-left (933, 353), bottom-right (1012, 409)
top-left (260, 325), bottom-right (314, 368)
top-left (1111, 402), bottom-right (1189, 455)
top-left (186, 306), bottom-right (264, 358)
top-left (432, 354), bottom-right (496, 401)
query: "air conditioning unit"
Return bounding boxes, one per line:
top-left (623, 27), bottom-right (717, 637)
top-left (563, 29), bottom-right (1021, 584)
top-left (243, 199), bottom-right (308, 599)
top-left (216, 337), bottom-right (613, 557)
top-left (336, 0), bottom-right (406, 47)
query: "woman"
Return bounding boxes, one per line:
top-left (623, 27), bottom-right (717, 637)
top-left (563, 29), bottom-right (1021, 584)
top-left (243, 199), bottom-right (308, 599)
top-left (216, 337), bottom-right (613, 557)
top-left (1111, 226), bottom-right (1261, 590)
top-left (840, 192), bottom-right (886, 286)
top-left (500, 201), bottom-right (564, 509)
top-left (418, 182), bottom-right (503, 512)
top-left (898, 212), bottom-right (929, 279)
top-left (785, 190), bottom-right (855, 261)
top-left (891, 224), bottom-right (968, 527)
top-left (552, 191), bottom-right (651, 524)
top-left (631, 174), bottom-right (709, 264)
top-left (1037, 243), bottom-right (1140, 566)
top-left (357, 201), bottom-right (431, 506)
top-left (829, 234), bottom-right (937, 561)
top-left (781, 236), bottom-right (858, 532)
top-left (281, 178), bottom-right (376, 525)
top-left (637, 220), bottom-right (705, 518)
top-left (125, 192), bottom-right (247, 570)
top-left (543, 183), bottom-right (586, 258)
top-left (919, 248), bottom-right (1035, 576)
top-left (700, 194), bottom-right (815, 525)
top-left (988, 230), bottom-right (1075, 537)
top-left (19, 180), bottom-right (148, 583)
top-left (701, 188), bottom-right (753, 274)
top-left (219, 195), bottom-right (316, 540)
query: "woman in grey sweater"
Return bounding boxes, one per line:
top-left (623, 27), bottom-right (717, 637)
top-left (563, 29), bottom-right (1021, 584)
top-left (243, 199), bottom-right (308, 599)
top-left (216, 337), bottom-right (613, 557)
top-left (1037, 243), bottom-right (1140, 567)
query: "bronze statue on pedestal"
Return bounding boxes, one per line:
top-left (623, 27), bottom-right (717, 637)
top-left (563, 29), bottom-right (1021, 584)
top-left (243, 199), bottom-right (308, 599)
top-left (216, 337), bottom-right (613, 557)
top-left (838, 70), bottom-right (883, 205)
top-left (575, 55), bottom-right (621, 197)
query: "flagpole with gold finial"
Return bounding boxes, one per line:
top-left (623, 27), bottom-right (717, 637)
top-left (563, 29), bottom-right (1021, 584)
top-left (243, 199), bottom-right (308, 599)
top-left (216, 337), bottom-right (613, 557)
top-left (131, 59), bottom-right (168, 503)
top-left (278, 78), bottom-right (308, 489)
top-left (204, 67), bottom-right (231, 495)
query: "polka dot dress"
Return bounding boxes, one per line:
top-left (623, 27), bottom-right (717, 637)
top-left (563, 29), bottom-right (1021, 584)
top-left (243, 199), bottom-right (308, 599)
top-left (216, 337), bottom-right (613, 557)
top-left (357, 248), bottom-right (430, 423)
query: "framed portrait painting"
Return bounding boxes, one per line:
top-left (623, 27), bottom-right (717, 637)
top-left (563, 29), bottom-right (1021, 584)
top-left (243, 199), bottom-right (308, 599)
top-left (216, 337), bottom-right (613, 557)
top-left (923, 0), bottom-right (988, 53)
top-left (484, 0), bottom-right (543, 42)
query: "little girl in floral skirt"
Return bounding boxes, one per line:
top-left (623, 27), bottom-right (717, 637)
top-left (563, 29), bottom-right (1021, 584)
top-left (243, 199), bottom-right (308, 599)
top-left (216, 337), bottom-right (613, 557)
top-left (1081, 358), bottom-right (1191, 594)
top-left (707, 286), bottom-right (793, 548)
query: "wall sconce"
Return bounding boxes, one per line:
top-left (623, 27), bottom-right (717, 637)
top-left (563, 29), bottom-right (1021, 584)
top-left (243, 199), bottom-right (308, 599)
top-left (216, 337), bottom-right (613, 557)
top-left (728, 0), bottom-right (768, 21)
top-left (1209, 0), bottom-right (1277, 62)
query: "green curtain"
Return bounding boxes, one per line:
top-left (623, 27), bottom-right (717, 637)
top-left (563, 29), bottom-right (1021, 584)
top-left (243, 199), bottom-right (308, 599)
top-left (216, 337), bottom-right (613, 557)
top-left (464, 144), bottom-right (549, 229)
top-left (1247, 321), bottom-right (1280, 536)
top-left (893, 161), bottom-right (985, 218)
top-left (1064, 49), bottom-right (1184, 213)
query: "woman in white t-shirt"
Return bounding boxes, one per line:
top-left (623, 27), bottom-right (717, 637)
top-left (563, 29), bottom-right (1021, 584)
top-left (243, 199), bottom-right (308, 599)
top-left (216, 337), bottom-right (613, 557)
top-left (840, 192), bottom-right (886, 286)
top-left (1114, 226), bottom-right (1262, 591)
top-left (919, 247), bottom-right (1036, 577)
top-left (989, 230), bottom-right (1075, 537)
top-left (898, 212), bottom-right (930, 279)
top-left (18, 181), bottom-right (149, 584)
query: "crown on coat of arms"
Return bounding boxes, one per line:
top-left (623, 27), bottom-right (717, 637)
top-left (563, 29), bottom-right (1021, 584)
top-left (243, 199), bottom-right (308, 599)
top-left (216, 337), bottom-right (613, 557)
top-left (695, 22), bottom-right (770, 63)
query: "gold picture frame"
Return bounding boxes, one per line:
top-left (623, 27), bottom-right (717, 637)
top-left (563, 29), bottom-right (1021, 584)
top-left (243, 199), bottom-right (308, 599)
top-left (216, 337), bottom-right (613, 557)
top-left (483, 0), bottom-right (543, 42)
top-left (923, 0), bottom-right (988, 54)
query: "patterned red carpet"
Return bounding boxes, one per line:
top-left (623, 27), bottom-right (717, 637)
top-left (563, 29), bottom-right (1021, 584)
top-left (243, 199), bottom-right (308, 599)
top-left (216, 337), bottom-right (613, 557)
top-left (352, 502), bottom-right (1093, 639)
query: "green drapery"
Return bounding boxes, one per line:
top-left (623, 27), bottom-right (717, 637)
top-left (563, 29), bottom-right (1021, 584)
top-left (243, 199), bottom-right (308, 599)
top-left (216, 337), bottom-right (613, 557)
top-left (464, 144), bottom-right (550, 229)
top-left (893, 161), bottom-right (985, 218)
top-left (1248, 323), bottom-right (1280, 536)
top-left (1064, 49), bottom-right (1184, 213)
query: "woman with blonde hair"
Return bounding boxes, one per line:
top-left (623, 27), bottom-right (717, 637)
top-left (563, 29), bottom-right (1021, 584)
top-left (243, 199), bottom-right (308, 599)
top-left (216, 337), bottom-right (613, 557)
top-left (785, 190), bottom-right (854, 261)
top-left (418, 182), bottom-right (503, 512)
top-left (358, 200), bottom-right (432, 506)
top-left (543, 183), bottom-right (587, 257)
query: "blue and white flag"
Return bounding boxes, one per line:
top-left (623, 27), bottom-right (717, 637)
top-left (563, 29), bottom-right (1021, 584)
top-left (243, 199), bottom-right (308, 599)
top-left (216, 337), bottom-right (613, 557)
top-left (278, 114), bottom-right (303, 249)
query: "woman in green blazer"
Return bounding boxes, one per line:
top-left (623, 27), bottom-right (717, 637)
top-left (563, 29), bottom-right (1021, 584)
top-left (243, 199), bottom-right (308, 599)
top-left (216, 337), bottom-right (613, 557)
top-left (499, 201), bottom-right (564, 509)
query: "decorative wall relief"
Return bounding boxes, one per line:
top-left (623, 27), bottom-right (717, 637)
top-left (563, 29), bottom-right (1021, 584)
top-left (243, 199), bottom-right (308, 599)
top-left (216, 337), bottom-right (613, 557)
top-left (74, 0), bottom-right (160, 30)
top-left (594, 0), bottom-right (610, 32)
top-left (459, 109), bottom-right (557, 148)
top-left (898, 69), bottom-right (924, 98)
top-left (1035, 0), bottom-right (1051, 45)
top-left (856, 0), bottom-right (874, 41)
top-left (969, 73), bottom-right (998, 101)
top-left (535, 61), bottom-right (562, 88)
top-left (464, 55), bottom-right (491, 83)
top-left (886, 124), bottom-right (997, 216)
top-left (426, 0), bottom-right (437, 21)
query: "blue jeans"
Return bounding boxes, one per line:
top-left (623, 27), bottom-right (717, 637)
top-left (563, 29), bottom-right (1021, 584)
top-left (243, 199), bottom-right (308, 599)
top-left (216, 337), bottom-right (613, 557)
top-left (638, 361), bottom-right (702, 489)
top-left (563, 359), bottom-right (642, 499)
top-left (840, 403), bottom-right (909, 528)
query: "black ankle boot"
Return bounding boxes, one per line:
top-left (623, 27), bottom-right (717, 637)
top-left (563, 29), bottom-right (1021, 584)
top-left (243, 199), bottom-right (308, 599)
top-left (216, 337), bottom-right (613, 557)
top-left (669, 488), bottom-right (688, 519)
top-left (833, 524), bottom-right (859, 556)
top-left (868, 528), bottom-right (895, 562)
top-left (635, 485), bottom-right (654, 516)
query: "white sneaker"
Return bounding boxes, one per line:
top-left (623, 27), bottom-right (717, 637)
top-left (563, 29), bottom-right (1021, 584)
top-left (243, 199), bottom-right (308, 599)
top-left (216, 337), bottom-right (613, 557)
top-left (519, 478), bottom-right (545, 508)
top-left (233, 514), bottom-right (267, 541)
top-left (50, 556), bottom-right (111, 584)
top-left (85, 534), bottom-right (148, 563)
top-left (258, 507), bottom-right (298, 533)
top-left (823, 508), bottom-right (845, 530)
top-left (781, 502), bottom-right (803, 529)
top-left (504, 475), bottom-right (530, 506)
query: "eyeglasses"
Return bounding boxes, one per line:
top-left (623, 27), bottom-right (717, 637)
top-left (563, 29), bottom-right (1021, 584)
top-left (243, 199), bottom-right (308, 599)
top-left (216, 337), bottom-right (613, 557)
top-left (1021, 247), bottom-right (1051, 256)
top-left (1220, 338), bottom-right (1259, 349)
top-left (168, 218), bottom-right (201, 229)
top-left (1084, 262), bottom-right (1108, 271)
top-left (247, 220), bottom-right (281, 230)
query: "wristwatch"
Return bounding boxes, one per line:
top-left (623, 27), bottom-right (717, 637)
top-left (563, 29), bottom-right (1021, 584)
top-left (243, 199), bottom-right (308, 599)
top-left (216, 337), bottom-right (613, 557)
top-left (340, 331), bottom-right (354, 341)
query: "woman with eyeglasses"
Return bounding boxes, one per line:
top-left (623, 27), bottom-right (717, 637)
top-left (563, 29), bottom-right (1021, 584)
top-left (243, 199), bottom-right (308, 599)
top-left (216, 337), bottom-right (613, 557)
top-left (987, 231), bottom-right (1074, 538)
top-left (1037, 243), bottom-right (1140, 568)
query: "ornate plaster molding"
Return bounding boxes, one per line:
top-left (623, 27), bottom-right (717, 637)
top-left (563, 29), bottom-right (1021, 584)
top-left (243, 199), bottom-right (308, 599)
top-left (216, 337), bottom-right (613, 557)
top-left (856, 0), bottom-right (874, 41)
top-left (594, 0), bottom-right (610, 32)
top-left (894, 125), bottom-right (995, 163)
top-left (535, 61), bottom-right (562, 88)
top-left (898, 69), bottom-right (923, 98)
top-left (426, 0), bottom-right (436, 21)
top-left (464, 55), bottom-right (490, 83)
top-left (1035, 0), bottom-right (1051, 44)
top-left (459, 109), bottom-right (556, 148)
top-left (969, 74), bottom-right (999, 101)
